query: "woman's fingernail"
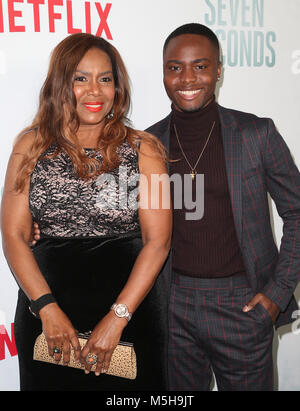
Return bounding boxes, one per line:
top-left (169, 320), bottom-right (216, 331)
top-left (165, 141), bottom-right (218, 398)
top-left (85, 370), bottom-right (90, 374)
top-left (95, 372), bottom-right (100, 376)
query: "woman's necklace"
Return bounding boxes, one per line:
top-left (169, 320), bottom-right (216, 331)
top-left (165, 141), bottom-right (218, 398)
top-left (173, 121), bottom-right (215, 180)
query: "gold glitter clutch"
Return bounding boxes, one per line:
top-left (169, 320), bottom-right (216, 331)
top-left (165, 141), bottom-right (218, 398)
top-left (33, 332), bottom-right (137, 380)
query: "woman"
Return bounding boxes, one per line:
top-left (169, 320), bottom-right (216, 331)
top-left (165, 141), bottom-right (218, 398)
top-left (1, 33), bottom-right (171, 391)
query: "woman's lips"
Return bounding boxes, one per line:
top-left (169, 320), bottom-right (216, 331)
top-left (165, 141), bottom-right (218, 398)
top-left (83, 102), bottom-right (104, 112)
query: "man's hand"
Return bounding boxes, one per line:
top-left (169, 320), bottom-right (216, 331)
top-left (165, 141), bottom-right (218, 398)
top-left (30, 222), bottom-right (40, 246)
top-left (243, 292), bottom-right (280, 324)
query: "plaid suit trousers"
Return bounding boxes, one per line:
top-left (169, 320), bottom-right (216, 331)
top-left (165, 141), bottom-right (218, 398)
top-left (168, 272), bottom-right (274, 391)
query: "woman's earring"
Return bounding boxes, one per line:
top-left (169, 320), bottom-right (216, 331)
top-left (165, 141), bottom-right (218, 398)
top-left (106, 111), bottom-right (114, 120)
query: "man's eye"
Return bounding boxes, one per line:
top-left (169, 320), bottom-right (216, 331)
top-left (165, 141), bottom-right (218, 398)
top-left (170, 66), bottom-right (181, 71)
top-left (196, 65), bottom-right (206, 70)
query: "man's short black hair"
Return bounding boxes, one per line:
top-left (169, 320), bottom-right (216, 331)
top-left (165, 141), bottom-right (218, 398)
top-left (163, 23), bottom-right (220, 58)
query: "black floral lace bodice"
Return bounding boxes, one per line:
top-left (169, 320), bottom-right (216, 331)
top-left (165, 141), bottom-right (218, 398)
top-left (29, 141), bottom-right (140, 238)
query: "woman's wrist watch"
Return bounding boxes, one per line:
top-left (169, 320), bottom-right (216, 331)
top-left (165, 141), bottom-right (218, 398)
top-left (110, 303), bottom-right (132, 322)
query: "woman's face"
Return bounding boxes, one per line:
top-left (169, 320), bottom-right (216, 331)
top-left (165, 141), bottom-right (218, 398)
top-left (73, 47), bottom-right (115, 130)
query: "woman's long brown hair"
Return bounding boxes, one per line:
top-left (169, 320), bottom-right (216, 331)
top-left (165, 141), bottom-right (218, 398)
top-left (15, 33), bottom-right (166, 192)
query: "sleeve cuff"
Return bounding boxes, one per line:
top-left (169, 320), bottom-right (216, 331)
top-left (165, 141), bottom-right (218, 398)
top-left (261, 279), bottom-right (294, 312)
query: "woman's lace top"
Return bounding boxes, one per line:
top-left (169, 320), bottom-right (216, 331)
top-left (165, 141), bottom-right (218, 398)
top-left (29, 141), bottom-right (140, 238)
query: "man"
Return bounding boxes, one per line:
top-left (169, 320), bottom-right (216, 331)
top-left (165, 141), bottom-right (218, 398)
top-left (146, 23), bottom-right (300, 391)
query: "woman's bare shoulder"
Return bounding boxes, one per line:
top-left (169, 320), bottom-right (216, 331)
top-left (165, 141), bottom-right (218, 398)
top-left (134, 130), bottom-right (163, 156)
top-left (12, 130), bottom-right (36, 155)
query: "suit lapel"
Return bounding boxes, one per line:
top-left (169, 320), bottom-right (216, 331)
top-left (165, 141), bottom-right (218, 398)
top-left (160, 116), bottom-right (171, 153)
top-left (158, 114), bottom-right (171, 172)
top-left (218, 105), bottom-right (243, 246)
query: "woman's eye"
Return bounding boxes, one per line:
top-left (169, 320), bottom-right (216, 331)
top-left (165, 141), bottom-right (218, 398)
top-left (74, 76), bottom-right (86, 82)
top-left (100, 77), bottom-right (113, 83)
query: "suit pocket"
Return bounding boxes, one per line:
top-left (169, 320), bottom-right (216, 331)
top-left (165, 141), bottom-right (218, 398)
top-left (249, 302), bottom-right (274, 327)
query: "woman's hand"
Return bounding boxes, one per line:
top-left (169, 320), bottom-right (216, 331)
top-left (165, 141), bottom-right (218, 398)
top-left (80, 311), bottom-right (127, 376)
top-left (39, 303), bottom-right (81, 365)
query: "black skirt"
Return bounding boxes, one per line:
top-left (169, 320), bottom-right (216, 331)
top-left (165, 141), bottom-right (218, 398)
top-left (14, 232), bottom-right (168, 391)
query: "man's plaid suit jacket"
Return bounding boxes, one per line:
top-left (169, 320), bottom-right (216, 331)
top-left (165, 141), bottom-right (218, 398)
top-left (147, 104), bottom-right (300, 329)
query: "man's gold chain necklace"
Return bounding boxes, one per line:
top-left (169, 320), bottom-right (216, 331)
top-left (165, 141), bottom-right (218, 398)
top-left (173, 121), bottom-right (215, 180)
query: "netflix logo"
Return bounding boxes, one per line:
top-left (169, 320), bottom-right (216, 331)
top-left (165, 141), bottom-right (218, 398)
top-left (0, 0), bottom-right (113, 39)
top-left (0, 323), bottom-right (17, 361)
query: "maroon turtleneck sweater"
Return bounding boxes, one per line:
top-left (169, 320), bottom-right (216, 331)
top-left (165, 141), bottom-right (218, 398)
top-left (169, 98), bottom-right (246, 278)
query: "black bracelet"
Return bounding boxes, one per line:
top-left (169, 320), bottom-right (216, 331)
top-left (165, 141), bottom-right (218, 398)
top-left (29, 293), bottom-right (57, 319)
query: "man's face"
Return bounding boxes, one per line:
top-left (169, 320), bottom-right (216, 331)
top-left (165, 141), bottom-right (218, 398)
top-left (163, 34), bottom-right (221, 112)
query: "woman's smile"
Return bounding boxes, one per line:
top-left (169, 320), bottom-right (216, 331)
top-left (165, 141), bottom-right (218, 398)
top-left (83, 102), bottom-right (104, 112)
